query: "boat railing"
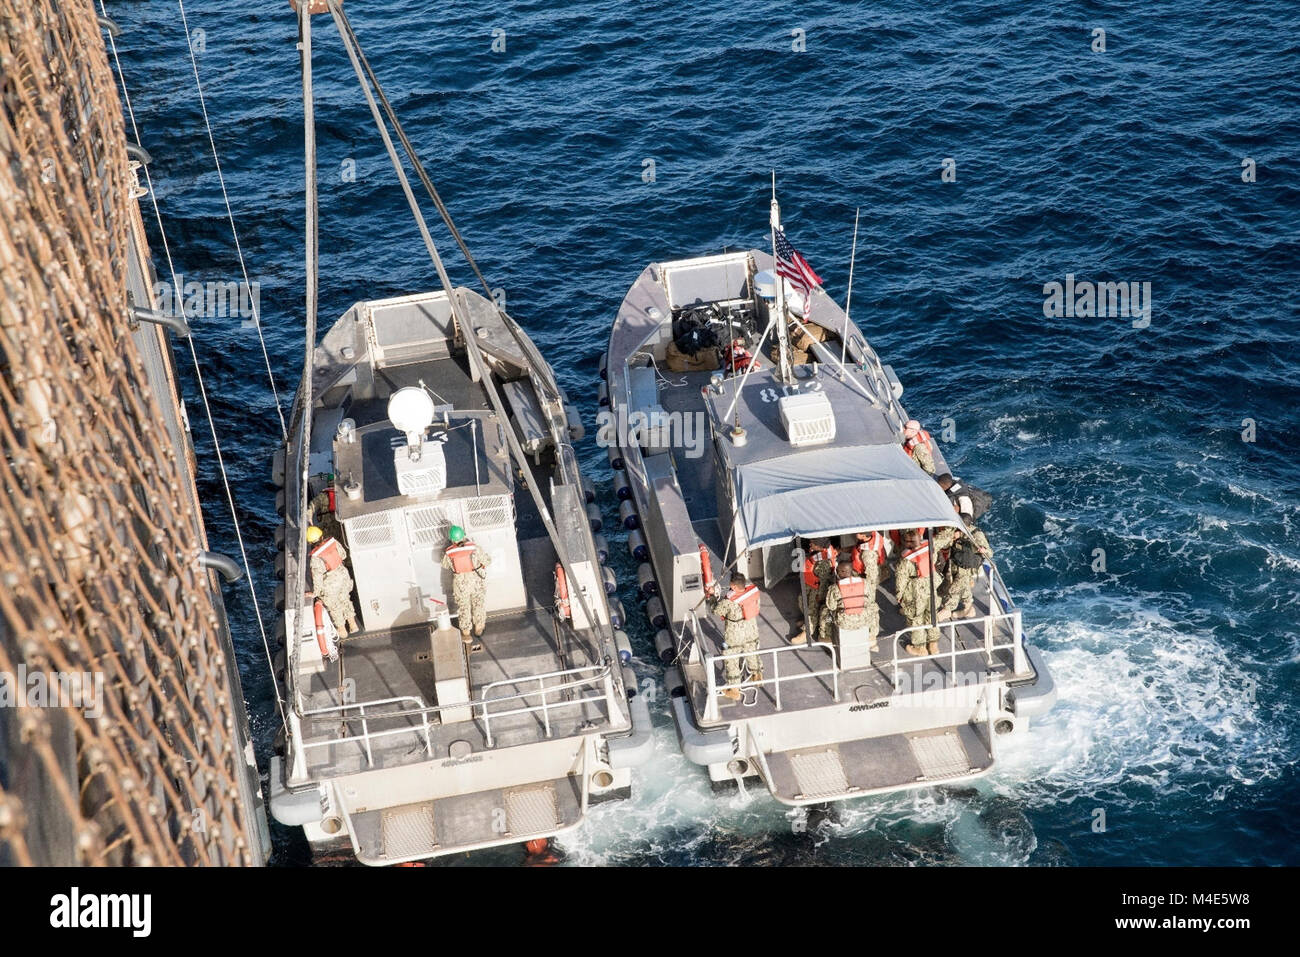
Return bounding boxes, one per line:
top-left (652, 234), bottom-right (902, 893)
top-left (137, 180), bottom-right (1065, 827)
top-left (704, 641), bottom-right (839, 720)
top-left (885, 566), bottom-right (1028, 691)
top-left (299, 695), bottom-right (434, 768)
top-left (480, 664), bottom-right (617, 748)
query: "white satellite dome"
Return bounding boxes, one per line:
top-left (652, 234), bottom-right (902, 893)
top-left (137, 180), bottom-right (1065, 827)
top-left (387, 387), bottom-right (435, 448)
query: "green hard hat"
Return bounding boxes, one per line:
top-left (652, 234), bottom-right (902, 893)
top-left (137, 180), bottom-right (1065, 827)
top-left (448, 525), bottom-right (466, 543)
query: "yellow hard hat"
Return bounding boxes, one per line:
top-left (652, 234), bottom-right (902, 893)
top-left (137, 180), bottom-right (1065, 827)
top-left (306, 525), bottom-right (323, 544)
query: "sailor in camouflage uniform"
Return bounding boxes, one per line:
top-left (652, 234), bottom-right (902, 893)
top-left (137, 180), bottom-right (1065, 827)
top-left (797, 539), bottom-right (837, 645)
top-left (895, 529), bottom-right (940, 656)
top-left (938, 507), bottom-right (994, 621)
top-left (710, 571), bottom-right (762, 701)
top-left (822, 559), bottom-right (879, 650)
top-left (308, 525), bottom-right (358, 636)
top-left (441, 524), bottom-right (491, 647)
top-left (902, 419), bottom-right (936, 476)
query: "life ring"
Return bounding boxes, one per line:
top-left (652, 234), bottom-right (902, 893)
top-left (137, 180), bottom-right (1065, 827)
top-left (313, 596), bottom-right (339, 661)
top-left (554, 563), bottom-right (571, 619)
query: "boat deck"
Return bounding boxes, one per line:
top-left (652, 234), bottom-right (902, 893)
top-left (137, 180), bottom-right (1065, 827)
top-left (298, 536), bottom-right (612, 778)
top-left (683, 565), bottom-right (1019, 724)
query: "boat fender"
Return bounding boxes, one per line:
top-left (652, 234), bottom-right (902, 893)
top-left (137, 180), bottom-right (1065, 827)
top-left (566, 404), bottom-right (585, 442)
top-left (580, 474), bottom-right (596, 504)
top-left (598, 381), bottom-right (609, 407)
top-left (636, 562), bottom-right (658, 598)
top-left (598, 352), bottom-right (608, 380)
top-left (601, 564), bottom-right (619, 595)
top-left (613, 469), bottom-right (632, 500)
top-left (653, 627), bottom-right (676, 664)
top-left (268, 756), bottom-right (324, 827)
top-left (644, 595), bottom-right (667, 630)
top-left (628, 529), bottom-right (649, 561)
top-left (609, 598), bottom-right (627, 630)
top-left (607, 445), bottom-right (624, 471)
top-left (586, 503), bottom-right (604, 533)
top-left (621, 665), bottom-right (639, 697)
top-left (613, 629), bottom-right (633, 664)
top-left (618, 499), bottom-right (639, 530)
top-left (608, 694), bottom-right (654, 769)
top-left (592, 533), bottom-right (610, 563)
top-left (671, 695), bottom-right (733, 767)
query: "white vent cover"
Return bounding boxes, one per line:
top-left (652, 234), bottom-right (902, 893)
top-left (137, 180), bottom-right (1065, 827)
top-left (779, 392), bottom-right (836, 447)
top-left (394, 439), bottom-right (448, 496)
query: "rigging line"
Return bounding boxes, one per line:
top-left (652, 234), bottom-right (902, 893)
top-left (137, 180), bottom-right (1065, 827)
top-left (175, 0), bottom-right (288, 443)
top-left (328, 0), bottom-right (608, 666)
top-left (99, 0), bottom-right (289, 732)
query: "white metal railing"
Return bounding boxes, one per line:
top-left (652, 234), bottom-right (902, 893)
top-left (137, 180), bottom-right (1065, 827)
top-left (479, 664), bottom-right (616, 748)
top-left (705, 641), bottom-right (839, 717)
top-left (885, 566), bottom-right (1027, 690)
top-left (300, 695), bottom-right (434, 768)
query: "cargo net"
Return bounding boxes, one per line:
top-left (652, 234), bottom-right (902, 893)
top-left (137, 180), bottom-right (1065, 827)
top-left (0, 0), bottom-right (259, 865)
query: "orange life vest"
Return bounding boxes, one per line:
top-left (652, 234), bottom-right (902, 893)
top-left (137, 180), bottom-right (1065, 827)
top-left (901, 543), bottom-right (932, 577)
top-left (836, 576), bottom-right (867, 614)
top-left (447, 542), bottom-right (480, 574)
top-left (725, 339), bottom-right (756, 374)
top-left (904, 428), bottom-right (933, 455)
top-left (888, 528), bottom-right (925, 550)
top-left (852, 533), bottom-right (886, 574)
top-left (310, 537), bottom-right (343, 572)
top-left (802, 545), bottom-right (838, 587)
top-left (723, 584), bottom-right (760, 621)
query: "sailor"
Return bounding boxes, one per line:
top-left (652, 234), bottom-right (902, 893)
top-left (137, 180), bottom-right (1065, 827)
top-left (308, 525), bottom-right (359, 636)
top-left (936, 472), bottom-right (993, 521)
top-left (895, 529), bottom-right (940, 656)
top-left (709, 571), bottom-right (762, 701)
top-left (795, 538), bottom-right (837, 645)
top-left (441, 525), bottom-right (491, 649)
top-left (307, 487), bottom-right (343, 545)
top-left (823, 559), bottom-right (879, 651)
top-left (930, 514), bottom-right (959, 582)
top-left (852, 529), bottom-right (889, 585)
top-left (902, 419), bottom-right (936, 475)
top-left (938, 504), bottom-right (994, 622)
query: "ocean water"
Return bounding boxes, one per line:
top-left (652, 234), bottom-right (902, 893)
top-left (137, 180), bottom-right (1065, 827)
top-left (106, 0), bottom-right (1299, 866)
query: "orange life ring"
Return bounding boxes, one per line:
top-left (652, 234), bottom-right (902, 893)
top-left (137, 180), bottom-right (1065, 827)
top-left (698, 543), bottom-right (714, 591)
top-left (313, 596), bottom-right (338, 661)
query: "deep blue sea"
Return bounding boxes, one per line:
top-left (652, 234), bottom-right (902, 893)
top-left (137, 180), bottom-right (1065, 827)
top-left (105, 0), bottom-right (1299, 866)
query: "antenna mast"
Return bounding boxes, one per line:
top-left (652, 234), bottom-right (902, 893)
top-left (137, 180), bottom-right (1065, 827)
top-left (770, 172), bottom-right (793, 384)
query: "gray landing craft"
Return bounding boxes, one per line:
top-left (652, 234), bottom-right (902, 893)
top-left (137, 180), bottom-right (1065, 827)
top-left (268, 2), bottom-right (650, 864)
top-left (601, 204), bottom-right (1057, 805)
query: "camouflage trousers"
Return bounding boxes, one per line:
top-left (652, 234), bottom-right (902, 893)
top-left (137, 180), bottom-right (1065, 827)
top-left (804, 587), bottom-right (828, 641)
top-left (899, 588), bottom-right (939, 646)
top-left (452, 573), bottom-right (487, 635)
top-left (317, 568), bottom-right (355, 633)
top-left (940, 567), bottom-right (979, 614)
top-left (722, 622), bottom-right (761, 684)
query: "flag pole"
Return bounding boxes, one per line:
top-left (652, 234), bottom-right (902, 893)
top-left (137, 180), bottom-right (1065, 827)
top-left (841, 206), bottom-right (859, 369)
top-left (770, 171), bottom-right (793, 384)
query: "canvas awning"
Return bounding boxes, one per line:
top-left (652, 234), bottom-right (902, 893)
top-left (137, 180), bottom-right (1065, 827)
top-left (732, 442), bottom-right (958, 549)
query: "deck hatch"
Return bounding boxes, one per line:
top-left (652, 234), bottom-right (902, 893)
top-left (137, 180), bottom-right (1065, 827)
top-left (909, 731), bottom-right (975, 781)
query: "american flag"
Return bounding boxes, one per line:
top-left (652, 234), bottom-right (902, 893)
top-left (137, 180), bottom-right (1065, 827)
top-left (774, 227), bottom-right (823, 297)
